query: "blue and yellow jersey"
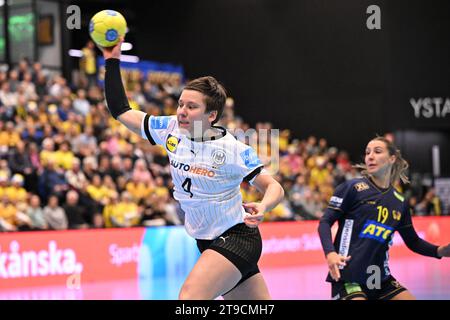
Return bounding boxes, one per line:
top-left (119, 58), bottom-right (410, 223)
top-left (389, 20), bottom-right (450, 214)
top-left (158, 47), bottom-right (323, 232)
top-left (322, 177), bottom-right (411, 284)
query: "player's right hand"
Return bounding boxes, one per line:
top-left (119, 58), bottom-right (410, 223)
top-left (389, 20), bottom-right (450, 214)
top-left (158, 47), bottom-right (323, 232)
top-left (243, 202), bottom-right (265, 228)
top-left (437, 243), bottom-right (450, 257)
top-left (98, 36), bottom-right (124, 60)
top-left (326, 252), bottom-right (351, 282)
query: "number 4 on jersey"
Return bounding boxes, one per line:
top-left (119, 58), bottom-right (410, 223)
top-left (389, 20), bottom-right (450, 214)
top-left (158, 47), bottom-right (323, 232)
top-left (182, 178), bottom-right (193, 198)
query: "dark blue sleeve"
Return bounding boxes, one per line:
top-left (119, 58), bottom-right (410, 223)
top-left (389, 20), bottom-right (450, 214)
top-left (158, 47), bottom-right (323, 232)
top-left (318, 181), bottom-right (356, 256)
top-left (105, 58), bottom-right (132, 119)
top-left (318, 208), bottom-right (342, 256)
top-left (397, 204), bottom-right (441, 259)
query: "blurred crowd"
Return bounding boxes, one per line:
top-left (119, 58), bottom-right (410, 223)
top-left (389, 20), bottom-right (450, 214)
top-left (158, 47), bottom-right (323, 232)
top-left (0, 50), bottom-right (446, 232)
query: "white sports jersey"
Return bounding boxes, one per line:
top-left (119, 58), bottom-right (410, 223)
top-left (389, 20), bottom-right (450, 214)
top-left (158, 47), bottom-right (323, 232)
top-left (140, 115), bottom-right (264, 239)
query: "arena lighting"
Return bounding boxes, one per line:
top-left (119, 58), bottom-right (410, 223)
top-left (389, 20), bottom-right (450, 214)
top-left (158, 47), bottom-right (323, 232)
top-left (121, 42), bottom-right (133, 51)
top-left (0, 0), bottom-right (4, 7)
top-left (68, 49), bottom-right (139, 63)
top-left (120, 54), bottom-right (139, 63)
top-left (68, 49), bottom-right (83, 57)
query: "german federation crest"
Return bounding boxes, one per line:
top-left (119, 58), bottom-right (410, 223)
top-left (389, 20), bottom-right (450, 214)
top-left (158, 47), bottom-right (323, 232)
top-left (212, 149), bottom-right (227, 166)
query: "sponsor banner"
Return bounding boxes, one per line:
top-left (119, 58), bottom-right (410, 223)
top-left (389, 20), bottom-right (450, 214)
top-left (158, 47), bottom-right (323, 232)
top-left (0, 228), bottom-right (145, 288)
top-left (410, 97), bottom-right (450, 121)
top-left (0, 226), bottom-right (199, 291)
top-left (259, 221), bottom-right (328, 267)
top-left (138, 226), bottom-right (200, 299)
top-left (259, 217), bottom-right (450, 268)
top-left (97, 58), bottom-right (184, 86)
top-left (1, 217), bottom-right (449, 288)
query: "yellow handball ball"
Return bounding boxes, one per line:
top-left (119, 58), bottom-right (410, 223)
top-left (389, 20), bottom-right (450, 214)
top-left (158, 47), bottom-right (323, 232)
top-left (89, 10), bottom-right (127, 47)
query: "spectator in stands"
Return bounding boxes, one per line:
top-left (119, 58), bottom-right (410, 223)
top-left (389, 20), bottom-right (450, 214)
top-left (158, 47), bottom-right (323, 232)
top-left (0, 192), bottom-right (19, 231)
top-left (21, 121), bottom-right (44, 145)
top-left (66, 158), bottom-right (87, 190)
top-left (8, 70), bottom-right (20, 92)
top-left (82, 156), bottom-right (98, 181)
top-left (49, 75), bottom-right (67, 99)
top-left (309, 156), bottom-right (330, 190)
top-left (97, 154), bottom-right (112, 178)
top-left (17, 58), bottom-right (30, 81)
top-left (72, 126), bottom-right (97, 157)
top-left (38, 159), bottom-right (68, 202)
top-left (43, 194), bottom-right (68, 230)
top-left (73, 88), bottom-right (90, 116)
top-left (79, 40), bottom-right (97, 88)
top-left (7, 140), bottom-right (33, 183)
top-left (336, 150), bottom-right (351, 173)
top-left (63, 190), bottom-right (89, 229)
top-left (86, 173), bottom-right (111, 207)
top-left (103, 175), bottom-right (117, 193)
top-left (116, 175), bottom-right (128, 194)
top-left (0, 85), bottom-right (17, 121)
top-left (111, 191), bottom-right (140, 228)
top-left (103, 191), bottom-right (119, 228)
top-left (152, 176), bottom-right (169, 198)
top-left (289, 174), bottom-right (311, 213)
top-left (121, 156), bottom-right (134, 181)
top-left (76, 179), bottom-right (103, 228)
top-left (54, 140), bottom-right (75, 170)
top-left (27, 142), bottom-right (42, 174)
top-left (57, 97), bottom-right (72, 122)
top-left (34, 71), bottom-right (48, 98)
top-left (107, 155), bottom-right (123, 183)
top-left (162, 75), bottom-right (183, 98)
top-left (7, 173), bottom-right (28, 205)
top-left (415, 188), bottom-right (444, 216)
top-left (296, 189), bottom-right (323, 220)
top-left (283, 145), bottom-right (304, 177)
top-left (0, 171), bottom-right (9, 195)
top-left (305, 135), bottom-right (319, 157)
top-left (131, 158), bottom-right (153, 184)
top-left (139, 192), bottom-right (168, 227)
top-left (20, 72), bottom-right (38, 101)
top-left (44, 122), bottom-right (57, 142)
top-left (318, 138), bottom-right (329, 155)
top-left (126, 172), bottom-right (154, 202)
top-left (264, 196), bottom-right (294, 222)
top-left (0, 121), bottom-right (21, 152)
top-left (40, 137), bottom-right (56, 167)
top-left (26, 195), bottom-right (48, 230)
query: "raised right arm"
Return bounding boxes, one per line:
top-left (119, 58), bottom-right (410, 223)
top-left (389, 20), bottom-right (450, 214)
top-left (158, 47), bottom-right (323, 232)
top-left (101, 38), bottom-right (145, 136)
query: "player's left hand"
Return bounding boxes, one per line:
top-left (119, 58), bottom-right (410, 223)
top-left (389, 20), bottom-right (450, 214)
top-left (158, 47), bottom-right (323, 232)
top-left (243, 202), bottom-right (266, 228)
top-left (437, 243), bottom-right (450, 257)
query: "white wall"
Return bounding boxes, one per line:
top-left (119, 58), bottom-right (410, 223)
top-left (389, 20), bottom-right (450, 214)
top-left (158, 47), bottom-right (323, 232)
top-left (37, 0), bottom-right (61, 68)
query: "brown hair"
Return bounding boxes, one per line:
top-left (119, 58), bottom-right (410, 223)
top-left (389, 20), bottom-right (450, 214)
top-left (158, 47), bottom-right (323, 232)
top-left (354, 136), bottom-right (410, 185)
top-left (184, 76), bottom-right (227, 125)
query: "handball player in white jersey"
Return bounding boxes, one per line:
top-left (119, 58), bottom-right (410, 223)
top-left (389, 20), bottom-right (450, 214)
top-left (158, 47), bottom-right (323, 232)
top-left (100, 39), bottom-right (284, 300)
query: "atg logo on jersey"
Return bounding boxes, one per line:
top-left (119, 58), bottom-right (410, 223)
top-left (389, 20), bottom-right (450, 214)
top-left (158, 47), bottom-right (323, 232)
top-left (151, 116), bottom-right (169, 130)
top-left (359, 220), bottom-right (393, 243)
top-left (166, 134), bottom-right (180, 153)
top-left (354, 182), bottom-right (370, 192)
top-left (240, 148), bottom-right (261, 169)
